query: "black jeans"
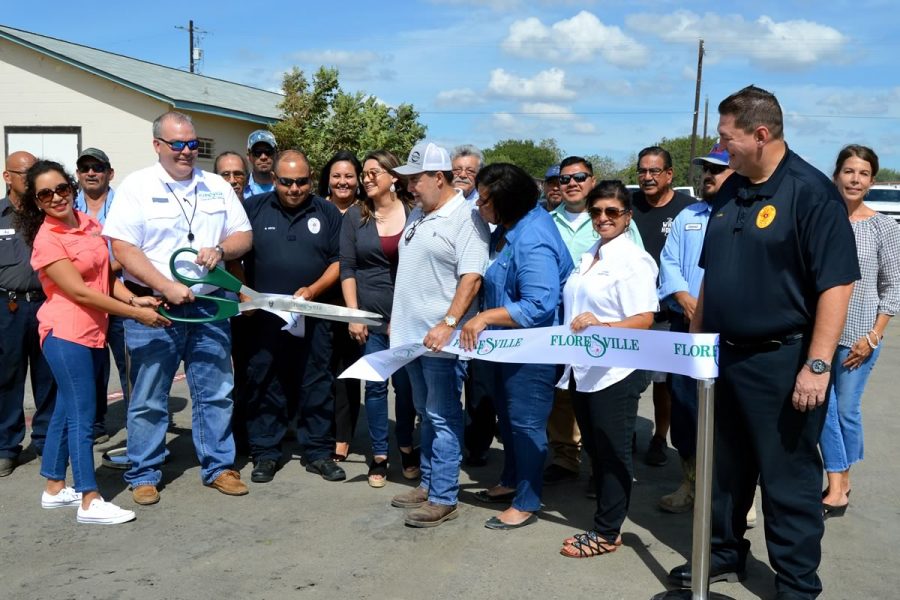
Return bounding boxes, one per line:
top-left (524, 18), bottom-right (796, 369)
top-left (572, 369), bottom-right (650, 541)
top-left (711, 340), bottom-right (827, 599)
top-left (242, 312), bottom-right (335, 463)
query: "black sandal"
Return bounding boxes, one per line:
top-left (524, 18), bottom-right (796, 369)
top-left (368, 458), bottom-right (388, 488)
top-left (400, 447), bottom-right (421, 480)
top-left (560, 531), bottom-right (621, 558)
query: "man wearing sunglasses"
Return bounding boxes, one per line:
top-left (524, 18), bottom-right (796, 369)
top-left (657, 143), bottom-right (733, 515)
top-left (235, 149), bottom-right (346, 484)
top-left (73, 148), bottom-right (125, 447)
top-left (389, 140), bottom-right (490, 527)
top-left (245, 130), bottom-right (277, 197)
top-left (0, 150), bottom-right (57, 477)
top-left (103, 111), bottom-right (253, 505)
top-left (630, 146), bottom-right (696, 468)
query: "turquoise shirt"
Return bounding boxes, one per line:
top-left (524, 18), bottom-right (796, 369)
top-left (550, 203), bottom-right (644, 262)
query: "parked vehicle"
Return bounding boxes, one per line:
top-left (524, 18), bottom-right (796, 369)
top-left (866, 183), bottom-right (900, 224)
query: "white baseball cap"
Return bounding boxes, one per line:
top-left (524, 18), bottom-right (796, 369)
top-left (394, 141), bottom-right (452, 175)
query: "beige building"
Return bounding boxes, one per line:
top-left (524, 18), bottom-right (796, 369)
top-left (0, 25), bottom-right (281, 178)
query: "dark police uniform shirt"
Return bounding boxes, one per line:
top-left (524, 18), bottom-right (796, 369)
top-left (700, 147), bottom-right (860, 341)
top-left (0, 197), bottom-right (41, 291)
top-left (631, 190), bottom-right (695, 265)
top-left (242, 192), bottom-right (341, 299)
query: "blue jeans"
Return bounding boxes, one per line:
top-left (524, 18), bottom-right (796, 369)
top-left (406, 356), bottom-right (467, 506)
top-left (820, 344), bottom-right (880, 472)
top-left (123, 297), bottom-right (236, 487)
top-left (363, 333), bottom-right (415, 456)
top-left (487, 361), bottom-right (555, 512)
top-left (40, 333), bottom-right (104, 493)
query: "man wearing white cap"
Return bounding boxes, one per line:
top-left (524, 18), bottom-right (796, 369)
top-left (657, 142), bottom-right (733, 513)
top-left (245, 130), bottom-right (277, 197)
top-left (388, 140), bottom-right (490, 527)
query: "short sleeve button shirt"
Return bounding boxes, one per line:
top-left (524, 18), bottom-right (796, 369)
top-left (103, 163), bottom-right (250, 295)
top-left (30, 212), bottom-right (110, 347)
top-left (0, 197), bottom-right (41, 291)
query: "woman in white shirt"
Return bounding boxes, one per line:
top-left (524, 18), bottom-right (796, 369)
top-left (558, 180), bottom-right (659, 558)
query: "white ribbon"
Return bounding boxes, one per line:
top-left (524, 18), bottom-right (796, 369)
top-left (339, 325), bottom-right (719, 382)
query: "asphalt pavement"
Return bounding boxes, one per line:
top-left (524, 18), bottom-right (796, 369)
top-left (3, 335), bottom-right (899, 599)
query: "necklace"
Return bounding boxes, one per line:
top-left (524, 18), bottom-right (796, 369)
top-left (165, 182), bottom-right (197, 245)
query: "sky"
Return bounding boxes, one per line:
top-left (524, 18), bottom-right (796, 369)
top-left (4, 0), bottom-right (900, 174)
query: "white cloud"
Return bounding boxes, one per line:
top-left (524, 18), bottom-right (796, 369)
top-left (434, 88), bottom-right (485, 107)
top-left (487, 68), bottom-right (576, 100)
top-left (289, 50), bottom-right (394, 81)
top-left (625, 11), bottom-right (847, 70)
top-left (816, 87), bottom-right (900, 116)
top-left (502, 11), bottom-right (649, 68)
top-left (521, 102), bottom-right (577, 121)
top-left (490, 103), bottom-right (596, 136)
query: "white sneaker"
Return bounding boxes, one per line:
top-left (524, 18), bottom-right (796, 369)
top-left (76, 498), bottom-right (136, 525)
top-left (41, 487), bottom-right (83, 509)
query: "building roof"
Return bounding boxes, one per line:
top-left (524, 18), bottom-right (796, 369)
top-left (0, 25), bottom-right (282, 124)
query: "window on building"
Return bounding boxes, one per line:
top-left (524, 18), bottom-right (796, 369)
top-left (5, 126), bottom-right (82, 174)
top-left (197, 137), bottom-right (215, 159)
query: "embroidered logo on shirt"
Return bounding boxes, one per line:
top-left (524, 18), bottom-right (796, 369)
top-left (151, 197), bottom-right (169, 203)
top-left (756, 205), bottom-right (776, 229)
top-left (264, 226), bottom-right (276, 231)
top-left (308, 218), bottom-right (321, 235)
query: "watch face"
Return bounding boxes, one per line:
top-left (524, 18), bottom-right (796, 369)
top-left (810, 359), bottom-right (827, 374)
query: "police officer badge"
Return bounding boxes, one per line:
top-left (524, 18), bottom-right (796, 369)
top-left (308, 217), bottom-right (321, 234)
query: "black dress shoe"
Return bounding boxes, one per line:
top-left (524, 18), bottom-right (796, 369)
top-left (668, 562), bottom-right (746, 588)
top-left (543, 464), bottom-right (579, 485)
top-left (251, 459), bottom-right (278, 483)
top-left (484, 514), bottom-right (538, 530)
top-left (306, 458), bottom-right (346, 481)
top-left (823, 502), bottom-right (848, 519)
top-left (474, 489), bottom-right (516, 504)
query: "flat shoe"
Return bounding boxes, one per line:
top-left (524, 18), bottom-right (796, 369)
top-left (306, 458), bottom-right (346, 482)
top-left (485, 514), bottom-right (537, 530)
top-left (474, 489), bottom-right (516, 504)
top-left (823, 502), bottom-right (848, 519)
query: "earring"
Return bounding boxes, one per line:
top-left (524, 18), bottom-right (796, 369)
top-left (389, 183), bottom-right (396, 193)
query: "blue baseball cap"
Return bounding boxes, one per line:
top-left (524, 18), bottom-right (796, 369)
top-left (692, 141), bottom-right (730, 167)
top-left (544, 164), bottom-right (561, 180)
top-left (247, 130), bottom-right (277, 150)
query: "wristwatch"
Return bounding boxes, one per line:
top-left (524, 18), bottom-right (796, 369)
top-left (805, 358), bottom-right (831, 374)
top-left (442, 315), bottom-right (458, 328)
top-left (215, 244), bottom-right (225, 259)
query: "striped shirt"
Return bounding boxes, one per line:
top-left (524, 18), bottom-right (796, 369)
top-left (840, 213), bottom-right (900, 347)
top-left (390, 191), bottom-right (490, 349)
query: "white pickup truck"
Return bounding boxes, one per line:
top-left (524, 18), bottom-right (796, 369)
top-left (865, 183), bottom-right (900, 224)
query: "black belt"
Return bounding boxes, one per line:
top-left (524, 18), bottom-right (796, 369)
top-left (721, 332), bottom-right (804, 352)
top-left (124, 281), bottom-right (158, 298)
top-left (1, 288), bottom-right (45, 302)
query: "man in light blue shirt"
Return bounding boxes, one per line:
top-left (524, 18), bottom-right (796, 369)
top-left (657, 142), bottom-right (733, 514)
top-left (244, 130), bottom-right (276, 197)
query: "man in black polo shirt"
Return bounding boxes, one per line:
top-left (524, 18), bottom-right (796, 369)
top-left (668, 86), bottom-right (858, 600)
top-left (238, 149), bottom-right (345, 483)
top-left (630, 146), bottom-right (694, 466)
top-left (0, 150), bottom-right (56, 476)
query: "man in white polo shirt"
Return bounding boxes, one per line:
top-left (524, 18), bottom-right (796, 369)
top-left (104, 111), bottom-right (253, 505)
top-left (389, 141), bottom-right (490, 527)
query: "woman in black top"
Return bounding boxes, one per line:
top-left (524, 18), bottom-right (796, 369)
top-left (340, 150), bottom-right (417, 487)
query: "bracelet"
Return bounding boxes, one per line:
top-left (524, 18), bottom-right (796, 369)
top-left (865, 331), bottom-right (880, 350)
top-left (128, 295), bottom-right (136, 306)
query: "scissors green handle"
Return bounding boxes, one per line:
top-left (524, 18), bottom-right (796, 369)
top-left (159, 248), bottom-right (244, 323)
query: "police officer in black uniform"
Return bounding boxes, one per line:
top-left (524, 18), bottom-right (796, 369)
top-left (237, 149), bottom-right (346, 484)
top-left (0, 151), bottom-right (57, 476)
top-left (668, 86), bottom-right (859, 599)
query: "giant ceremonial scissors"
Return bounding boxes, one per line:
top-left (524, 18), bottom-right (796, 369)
top-left (159, 248), bottom-right (383, 326)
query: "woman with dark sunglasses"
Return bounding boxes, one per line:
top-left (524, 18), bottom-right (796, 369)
top-left (460, 163), bottom-right (573, 529)
top-left (15, 160), bottom-right (168, 525)
top-left (556, 180), bottom-right (658, 557)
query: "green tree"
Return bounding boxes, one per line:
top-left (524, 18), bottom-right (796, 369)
top-left (878, 167), bottom-right (900, 182)
top-left (483, 138), bottom-right (563, 179)
top-left (270, 66), bottom-right (427, 178)
top-left (584, 154), bottom-right (625, 180)
top-left (652, 135), bottom-right (718, 189)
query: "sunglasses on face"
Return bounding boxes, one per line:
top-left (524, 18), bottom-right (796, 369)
top-left (361, 169), bottom-right (387, 180)
top-left (36, 183), bottom-right (73, 204)
top-left (251, 147), bottom-right (275, 158)
top-left (588, 206), bottom-right (630, 219)
top-left (77, 163), bottom-right (108, 174)
top-left (156, 137), bottom-right (199, 152)
top-left (702, 164), bottom-right (728, 175)
top-left (559, 172), bottom-right (591, 185)
top-left (276, 176), bottom-right (310, 188)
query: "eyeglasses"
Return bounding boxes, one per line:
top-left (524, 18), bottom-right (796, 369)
top-left (558, 172), bottom-right (591, 185)
top-left (36, 183), bottom-right (73, 204)
top-left (636, 167), bottom-right (667, 177)
top-left (219, 171), bottom-right (246, 180)
top-left (361, 169), bottom-right (387, 180)
top-left (452, 167), bottom-right (478, 178)
top-left (404, 216), bottom-right (427, 242)
top-left (6, 169), bottom-right (28, 176)
top-left (702, 164), bottom-right (729, 175)
top-left (276, 176), bottom-right (310, 188)
top-left (156, 137), bottom-right (199, 152)
top-left (250, 147), bottom-right (275, 158)
top-left (588, 206), bottom-right (630, 219)
top-left (77, 163), bottom-right (108, 174)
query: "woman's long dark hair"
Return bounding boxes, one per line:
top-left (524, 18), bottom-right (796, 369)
top-left (317, 150), bottom-right (366, 204)
top-left (13, 160), bottom-right (77, 247)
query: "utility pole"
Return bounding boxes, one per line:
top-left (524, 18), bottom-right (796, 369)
top-left (687, 39), bottom-right (705, 189)
top-left (702, 96), bottom-right (709, 141)
top-left (175, 20), bottom-right (205, 73)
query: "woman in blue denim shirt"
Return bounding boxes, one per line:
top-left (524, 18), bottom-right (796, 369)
top-left (460, 163), bottom-right (574, 530)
